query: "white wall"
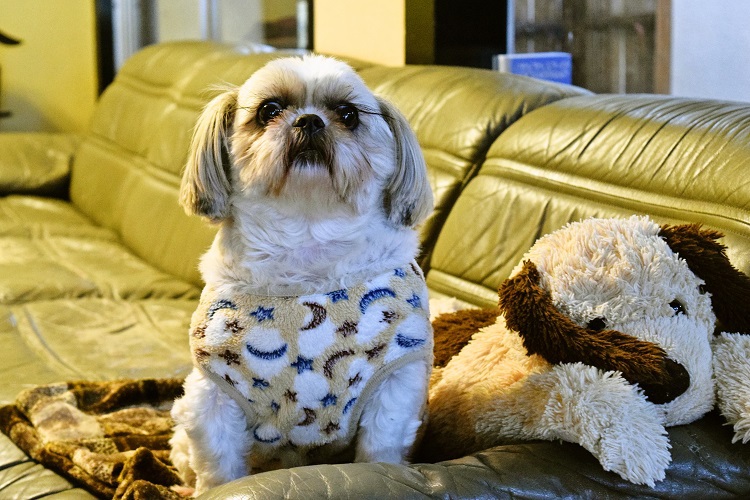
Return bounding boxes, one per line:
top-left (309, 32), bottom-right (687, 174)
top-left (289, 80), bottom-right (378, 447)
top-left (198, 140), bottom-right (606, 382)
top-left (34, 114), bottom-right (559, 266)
top-left (671, 0), bottom-right (750, 103)
top-left (0, 0), bottom-right (99, 132)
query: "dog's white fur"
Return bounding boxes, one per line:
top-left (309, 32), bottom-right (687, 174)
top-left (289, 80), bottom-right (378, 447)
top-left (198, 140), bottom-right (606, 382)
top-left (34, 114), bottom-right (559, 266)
top-left (170, 55), bottom-right (433, 494)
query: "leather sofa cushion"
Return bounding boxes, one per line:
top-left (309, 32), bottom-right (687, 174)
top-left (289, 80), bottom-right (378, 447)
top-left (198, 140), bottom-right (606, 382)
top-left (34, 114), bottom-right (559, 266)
top-left (0, 300), bottom-right (194, 404)
top-left (428, 94), bottom-right (750, 307)
top-left (0, 228), bottom-right (198, 304)
top-left (68, 43), bottom-right (239, 288)
top-left (0, 133), bottom-right (79, 197)
top-left (0, 195), bottom-right (115, 238)
top-left (486, 94), bottom-right (750, 270)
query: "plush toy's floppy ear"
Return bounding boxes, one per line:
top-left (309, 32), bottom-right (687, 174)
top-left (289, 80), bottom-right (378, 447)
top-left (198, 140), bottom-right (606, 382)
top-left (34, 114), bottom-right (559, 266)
top-left (659, 223), bottom-right (750, 335)
top-left (376, 97), bottom-right (433, 227)
top-left (179, 88), bottom-right (238, 221)
top-left (499, 260), bottom-right (690, 404)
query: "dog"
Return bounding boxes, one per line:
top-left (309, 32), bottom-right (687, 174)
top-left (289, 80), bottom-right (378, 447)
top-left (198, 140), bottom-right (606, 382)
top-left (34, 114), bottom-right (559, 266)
top-left (169, 55), bottom-right (434, 494)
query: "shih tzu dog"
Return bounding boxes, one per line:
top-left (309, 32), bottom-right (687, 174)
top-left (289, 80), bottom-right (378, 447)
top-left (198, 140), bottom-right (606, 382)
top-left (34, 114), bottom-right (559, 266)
top-left (169, 55), bottom-right (434, 494)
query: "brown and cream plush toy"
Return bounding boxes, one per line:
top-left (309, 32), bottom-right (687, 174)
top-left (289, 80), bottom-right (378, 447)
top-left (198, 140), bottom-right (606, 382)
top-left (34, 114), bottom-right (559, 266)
top-left (425, 215), bottom-right (750, 487)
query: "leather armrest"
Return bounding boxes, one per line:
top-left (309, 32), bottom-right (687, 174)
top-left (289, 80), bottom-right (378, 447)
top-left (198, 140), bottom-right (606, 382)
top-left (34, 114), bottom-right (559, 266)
top-left (0, 133), bottom-right (80, 197)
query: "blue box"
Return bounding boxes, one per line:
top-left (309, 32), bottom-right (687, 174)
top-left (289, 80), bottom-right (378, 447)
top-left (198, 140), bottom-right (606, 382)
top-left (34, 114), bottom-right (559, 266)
top-left (493, 52), bottom-right (573, 85)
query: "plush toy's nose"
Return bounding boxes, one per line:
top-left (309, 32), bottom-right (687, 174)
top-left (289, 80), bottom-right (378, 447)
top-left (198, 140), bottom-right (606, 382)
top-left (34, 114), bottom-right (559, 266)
top-left (638, 358), bottom-right (690, 404)
top-left (293, 114), bottom-right (325, 136)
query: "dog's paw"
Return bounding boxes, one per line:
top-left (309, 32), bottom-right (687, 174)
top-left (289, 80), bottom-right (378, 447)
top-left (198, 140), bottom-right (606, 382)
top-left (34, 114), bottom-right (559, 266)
top-left (170, 485), bottom-right (196, 497)
top-left (193, 477), bottom-right (220, 497)
top-left (168, 423), bottom-right (196, 488)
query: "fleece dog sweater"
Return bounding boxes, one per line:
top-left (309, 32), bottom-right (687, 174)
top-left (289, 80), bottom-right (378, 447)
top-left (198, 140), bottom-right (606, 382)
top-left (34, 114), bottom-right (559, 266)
top-left (190, 263), bottom-right (433, 456)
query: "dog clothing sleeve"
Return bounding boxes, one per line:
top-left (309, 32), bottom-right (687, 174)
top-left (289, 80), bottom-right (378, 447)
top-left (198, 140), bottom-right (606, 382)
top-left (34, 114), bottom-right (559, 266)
top-left (189, 262), bottom-right (433, 455)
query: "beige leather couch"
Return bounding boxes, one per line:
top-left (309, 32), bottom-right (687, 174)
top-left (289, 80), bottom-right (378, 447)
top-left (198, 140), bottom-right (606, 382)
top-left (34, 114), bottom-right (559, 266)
top-left (1, 41), bottom-right (748, 498)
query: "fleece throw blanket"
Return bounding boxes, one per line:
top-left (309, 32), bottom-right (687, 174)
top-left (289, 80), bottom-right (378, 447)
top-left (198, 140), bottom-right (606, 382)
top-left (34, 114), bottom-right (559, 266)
top-left (0, 310), bottom-right (497, 499)
top-left (0, 378), bottom-right (186, 499)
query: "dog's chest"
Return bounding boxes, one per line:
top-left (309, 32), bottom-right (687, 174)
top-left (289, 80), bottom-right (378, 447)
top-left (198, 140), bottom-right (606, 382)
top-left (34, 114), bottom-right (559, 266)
top-left (190, 263), bottom-right (433, 454)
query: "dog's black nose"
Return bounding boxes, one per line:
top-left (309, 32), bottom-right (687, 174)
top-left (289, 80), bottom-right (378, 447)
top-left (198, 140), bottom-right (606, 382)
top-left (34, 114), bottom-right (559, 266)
top-left (293, 114), bottom-right (325, 135)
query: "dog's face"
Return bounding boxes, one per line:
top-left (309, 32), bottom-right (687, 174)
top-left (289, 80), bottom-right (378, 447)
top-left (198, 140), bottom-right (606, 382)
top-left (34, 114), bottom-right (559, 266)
top-left (180, 55), bottom-right (432, 226)
top-left (232, 56), bottom-right (389, 206)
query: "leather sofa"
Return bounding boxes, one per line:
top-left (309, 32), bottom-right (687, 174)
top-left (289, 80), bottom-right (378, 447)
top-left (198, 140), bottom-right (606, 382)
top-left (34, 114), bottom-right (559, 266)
top-left (1, 41), bottom-right (749, 498)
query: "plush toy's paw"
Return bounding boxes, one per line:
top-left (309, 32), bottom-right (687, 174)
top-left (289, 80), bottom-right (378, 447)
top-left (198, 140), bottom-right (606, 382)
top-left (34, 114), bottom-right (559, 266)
top-left (713, 332), bottom-right (750, 443)
top-left (596, 414), bottom-right (671, 487)
top-left (732, 410), bottom-right (750, 444)
top-left (540, 363), bottom-right (671, 487)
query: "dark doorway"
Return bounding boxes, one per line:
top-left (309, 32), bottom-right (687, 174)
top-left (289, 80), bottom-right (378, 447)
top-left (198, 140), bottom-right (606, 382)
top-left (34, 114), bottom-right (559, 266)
top-left (434, 0), bottom-right (509, 69)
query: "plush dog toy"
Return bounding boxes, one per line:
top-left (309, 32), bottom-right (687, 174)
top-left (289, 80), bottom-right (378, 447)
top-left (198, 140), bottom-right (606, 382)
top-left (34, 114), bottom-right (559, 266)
top-left (425, 215), bottom-right (750, 486)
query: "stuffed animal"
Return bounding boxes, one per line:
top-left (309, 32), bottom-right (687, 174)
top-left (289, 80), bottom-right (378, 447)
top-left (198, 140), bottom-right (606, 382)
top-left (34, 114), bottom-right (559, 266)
top-left (424, 215), bottom-right (750, 486)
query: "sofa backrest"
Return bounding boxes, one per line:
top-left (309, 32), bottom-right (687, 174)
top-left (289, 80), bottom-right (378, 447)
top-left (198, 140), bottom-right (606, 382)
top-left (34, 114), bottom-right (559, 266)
top-left (427, 94), bottom-right (750, 307)
top-left (68, 41), bottom-right (585, 287)
top-left (357, 66), bottom-right (586, 266)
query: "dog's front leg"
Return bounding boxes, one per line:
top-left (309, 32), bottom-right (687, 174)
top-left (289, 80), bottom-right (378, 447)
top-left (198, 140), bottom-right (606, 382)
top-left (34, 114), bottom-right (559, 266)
top-left (355, 360), bottom-right (430, 463)
top-left (172, 369), bottom-right (252, 495)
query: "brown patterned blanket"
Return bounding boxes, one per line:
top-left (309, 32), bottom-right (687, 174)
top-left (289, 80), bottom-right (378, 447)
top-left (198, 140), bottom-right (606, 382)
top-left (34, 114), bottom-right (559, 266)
top-left (0, 379), bottom-right (186, 499)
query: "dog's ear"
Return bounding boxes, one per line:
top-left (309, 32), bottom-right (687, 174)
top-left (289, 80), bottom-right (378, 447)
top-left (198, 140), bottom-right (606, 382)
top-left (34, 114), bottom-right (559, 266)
top-left (660, 223), bottom-right (750, 334)
top-left (499, 260), bottom-right (690, 404)
top-left (179, 88), bottom-right (238, 221)
top-left (376, 97), bottom-right (433, 227)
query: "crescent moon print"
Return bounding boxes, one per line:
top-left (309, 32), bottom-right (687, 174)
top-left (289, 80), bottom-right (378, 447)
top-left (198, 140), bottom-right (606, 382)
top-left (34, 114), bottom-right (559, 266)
top-left (300, 301), bottom-right (327, 331)
top-left (359, 288), bottom-right (397, 313)
top-left (253, 425), bottom-right (281, 444)
top-left (299, 407), bottom-right (317, 426)
top-left (246, 342), bottom-right (288, 360)
top-left (207, 299), bottom-right (238, 319)
top-left (395, 333), bottom-right (426, 348)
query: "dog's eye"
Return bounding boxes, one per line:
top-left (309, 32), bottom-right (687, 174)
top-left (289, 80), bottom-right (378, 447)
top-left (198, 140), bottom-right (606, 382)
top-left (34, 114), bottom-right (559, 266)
top-left (670, 300), bottom-right (686, 316)
top-left (587, 317), bottom-right (607, 331)
top-left (257, 101), bottom-right (284, 125)
top-left (334, 104), bottom-right (359, 130)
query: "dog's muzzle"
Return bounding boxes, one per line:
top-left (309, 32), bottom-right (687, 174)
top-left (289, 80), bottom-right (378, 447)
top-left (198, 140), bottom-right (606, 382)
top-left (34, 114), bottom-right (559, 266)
top-left (286, 114), bottom-right (334, 171)
top-left (293, 114), bottom-right (325, 136)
